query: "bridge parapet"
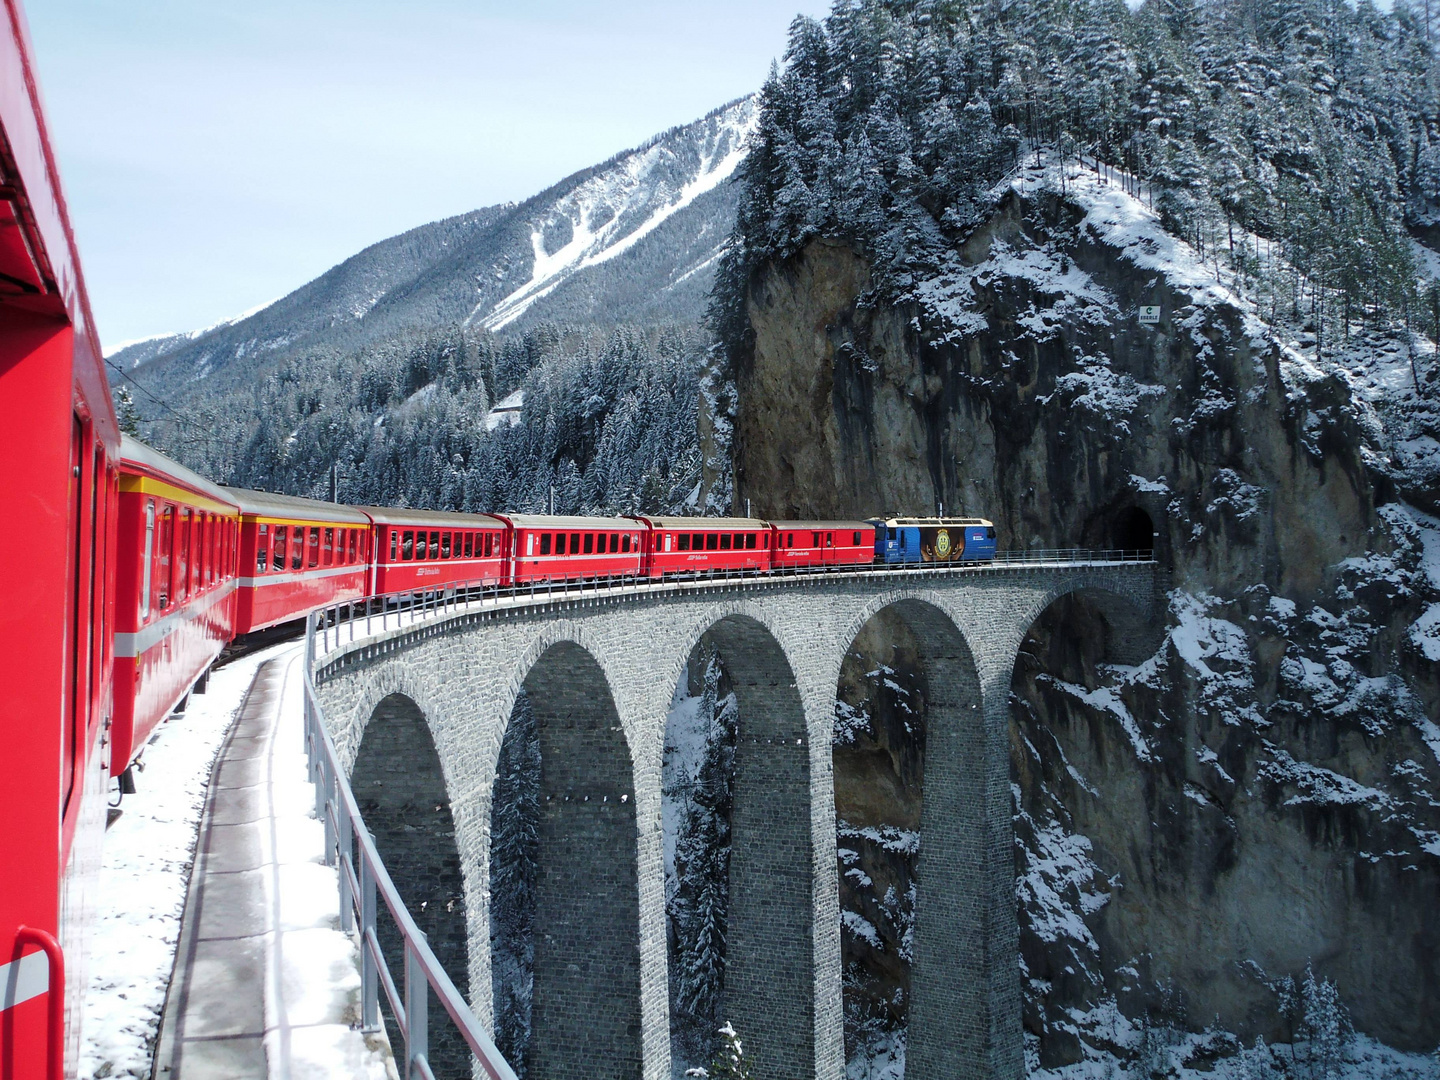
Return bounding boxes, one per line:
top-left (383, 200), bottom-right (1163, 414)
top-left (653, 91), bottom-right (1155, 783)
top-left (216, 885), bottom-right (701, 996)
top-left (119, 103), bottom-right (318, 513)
top-left (306, 556), bottom-right (1156, 1080)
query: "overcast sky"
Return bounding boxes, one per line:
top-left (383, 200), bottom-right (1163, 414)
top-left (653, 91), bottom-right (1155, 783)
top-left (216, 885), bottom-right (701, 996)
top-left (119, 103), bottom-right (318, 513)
top-left (24, 1), bottom-right (830, 350)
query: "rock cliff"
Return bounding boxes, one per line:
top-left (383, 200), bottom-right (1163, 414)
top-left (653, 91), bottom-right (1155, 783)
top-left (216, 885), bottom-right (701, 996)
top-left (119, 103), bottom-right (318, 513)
top-left (733, 163), bottom-right (1440, 1067)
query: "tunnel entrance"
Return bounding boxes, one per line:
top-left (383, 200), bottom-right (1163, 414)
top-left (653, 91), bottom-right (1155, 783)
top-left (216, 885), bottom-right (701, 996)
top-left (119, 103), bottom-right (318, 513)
top-left (353, 694), bottom-right (469, 1080)
top-left (1112, 506), bottom-right (1155, 555)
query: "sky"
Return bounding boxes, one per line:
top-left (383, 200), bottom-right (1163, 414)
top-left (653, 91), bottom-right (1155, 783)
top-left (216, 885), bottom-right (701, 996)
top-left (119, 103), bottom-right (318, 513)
top-left (24, 1), bottom-right (832, 351)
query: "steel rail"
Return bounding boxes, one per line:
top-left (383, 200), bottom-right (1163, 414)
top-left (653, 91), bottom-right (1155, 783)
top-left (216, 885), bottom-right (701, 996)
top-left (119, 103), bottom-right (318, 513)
top-left (302, 616), bottom-right (520, 1080)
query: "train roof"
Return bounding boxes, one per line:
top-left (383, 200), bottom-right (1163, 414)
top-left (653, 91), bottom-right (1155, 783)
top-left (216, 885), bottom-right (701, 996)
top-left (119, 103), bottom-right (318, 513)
top-left (496, 514), bottom-right (646, 530)
top-left (224, 487), bottom-right (371, 525)
top-left (1, 4), bottom-right (116, 449)
top-left (770, 519), bottom-right (877, 531)
top-left (120, 435), bottom-right (239, 509)
top-left (353, 506), bottom-right (508, 529)
top-left (873, 516), bottom-right (994, 527)
top-left (634, 516), bottom-right (770, 529)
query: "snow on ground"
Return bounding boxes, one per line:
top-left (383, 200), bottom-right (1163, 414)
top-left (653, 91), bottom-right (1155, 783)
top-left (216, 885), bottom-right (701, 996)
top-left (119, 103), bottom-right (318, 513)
top-left (477, 98), bottom-right (758, 332)
top-left (1029, 1028), bottom-right (1440, 1080)
top-left (78, 643), bottom-right (391, 1080)
top-left (485, 390), bottom-right (526, 432)
top-left (78, 642), bottom-right (296, 1079)
top-left (262, 650), bottom-right (393, 1080)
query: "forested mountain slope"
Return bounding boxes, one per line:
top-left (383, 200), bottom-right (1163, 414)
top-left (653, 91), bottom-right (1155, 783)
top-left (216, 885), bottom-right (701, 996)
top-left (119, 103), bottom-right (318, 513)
top-left (110, 97), bottom-right (756, 395)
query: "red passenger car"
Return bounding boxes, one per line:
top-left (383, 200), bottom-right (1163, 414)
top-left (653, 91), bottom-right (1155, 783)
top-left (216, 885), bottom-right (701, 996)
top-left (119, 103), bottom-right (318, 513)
top-left (112, 437), bottom-right (240, 776)
top-left (231, 489), bottom-right (370, 634)
top-left (770, 521), bottom-right (876, 571)
top-left (0, 3), bottom-right (120, 1072)
top-left (636, 516), bottom-right (771, 578)
top-left (500, 515), bottom-right (646, 585)
top-left (360, 507), bottom-right (508, 594)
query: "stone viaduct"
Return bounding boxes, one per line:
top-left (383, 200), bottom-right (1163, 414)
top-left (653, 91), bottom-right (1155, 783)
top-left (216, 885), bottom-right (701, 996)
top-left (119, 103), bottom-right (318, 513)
top-left (311, 561), bottom-right (1156, 1080)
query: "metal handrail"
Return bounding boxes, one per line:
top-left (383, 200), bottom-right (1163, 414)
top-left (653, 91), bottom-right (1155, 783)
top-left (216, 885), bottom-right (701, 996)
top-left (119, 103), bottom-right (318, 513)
top-left (14, 926), bottom-right (64, 1080)
top-left (303, 615), bottom-right (520, 1080)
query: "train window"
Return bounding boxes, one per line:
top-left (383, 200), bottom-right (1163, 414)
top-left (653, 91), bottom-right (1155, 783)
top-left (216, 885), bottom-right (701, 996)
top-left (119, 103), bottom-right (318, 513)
top-left (583, 533), bottom-right (593, 554)
top-left (349, 530), bottom-right (358, 562)
top-left (621, 534), bottom-right (630, 553)
top-left (256, 525), bottom-right (269, 575)
top-left (290, 528), bottom-right (302, 570)
top-left (430, 532), bottom-right (440, 559)
top-left (307, 527), bottom-right (319, 568)
top-left (663, 533), bottom-right (672, 552)
top-left (402, 530), bottom-right (415, 560)
top-left (828, 532), bottom-right (834, 547)
top-left (418, 532), bottom-right (430, 559)
top-left (554, 533), bottom-right (565, 555)
top-left (746, 534), bottom-right (757, 549)
top-left (540, 533), bottom-right (552, 555)
top-left (273, 526), bottom-right (287, 571)
top-left (610, 534), bottom-right (619, 553)
top-left (141, 502), bottom-right (156, 618)
top-left (323, 527), bottom-right (335, 566)
top-left (156, 506), bottom-right (172, 609)
top-left (175, 509), bottom-right (191, 601)
top-left (485, 533), bottom-right (494, 557)
top-left (441, 532), bottom-right (451, 559)
top-left (678, 534), bottom-right (690, 551)
top-left (526, 533), bottom-right (535, 556)
top-left (191, 513), bottom-right (202, 593)
top-left (570, 532), bottom-right (580, 553)
top-left (853, 531), bottom-right (862, 546)
top-left (464, 534), bottom-right (473, 558)
top-left (706, 533), bottom-right (718, 550)
top-left (720, 534), bottom-right (732, 550)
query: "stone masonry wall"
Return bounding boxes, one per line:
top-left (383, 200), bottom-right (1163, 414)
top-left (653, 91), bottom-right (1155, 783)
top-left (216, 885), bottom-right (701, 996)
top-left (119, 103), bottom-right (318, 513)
top-left (312, 564), bottom-right (1155, 1080)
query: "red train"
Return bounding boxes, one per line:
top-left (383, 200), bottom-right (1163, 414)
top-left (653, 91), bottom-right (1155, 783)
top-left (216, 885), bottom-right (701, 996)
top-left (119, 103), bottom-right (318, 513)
top-left (2, 3), bottom-right (119, 1073)
top-left (112, 437), bottom-right (240, 780)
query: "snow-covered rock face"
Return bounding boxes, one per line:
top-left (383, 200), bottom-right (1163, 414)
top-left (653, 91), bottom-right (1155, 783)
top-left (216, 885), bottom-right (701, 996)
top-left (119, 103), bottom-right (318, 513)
top-left (734, 163), bottom-right (1440, 1065)
top-left (479, 99), bottom-right (757, 332)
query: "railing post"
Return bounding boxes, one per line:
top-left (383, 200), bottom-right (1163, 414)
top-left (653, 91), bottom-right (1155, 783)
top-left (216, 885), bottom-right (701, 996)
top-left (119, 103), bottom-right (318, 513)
top-left (338, 802), bottom-right (354, 933)
top-left (320, 754), bottom-right (336, 867)
top-left (360, 846), bottom-right (379, 1033)
top-left (406, 935), bottom-right (429, 1080)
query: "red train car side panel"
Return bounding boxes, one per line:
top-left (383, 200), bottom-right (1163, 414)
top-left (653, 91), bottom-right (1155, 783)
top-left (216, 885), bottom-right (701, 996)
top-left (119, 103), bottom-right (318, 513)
top-left (770, 521), bottom-right (875, 571)
top-left (230, 488), bottom-right (370, 634)
top-left (498, 515), bottom-right (645, 585)
top-left (1, 1), bottom-right (119, 1071)
top-left (358, 507), bottom-right (508, 595)
top-left (635, 516), bottom-right (771, 578)
top-left (112, 437), bottom-right (239, 774)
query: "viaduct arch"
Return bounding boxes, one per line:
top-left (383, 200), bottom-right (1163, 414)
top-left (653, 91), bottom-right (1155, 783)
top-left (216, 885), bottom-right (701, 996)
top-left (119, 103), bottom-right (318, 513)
top-left (314, 563), bottom-right (1155, 1080)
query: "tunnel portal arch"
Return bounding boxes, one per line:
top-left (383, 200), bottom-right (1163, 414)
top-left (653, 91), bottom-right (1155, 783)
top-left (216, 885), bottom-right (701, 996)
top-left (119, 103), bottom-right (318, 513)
top-left (1113, 505), bottom-right (1156, 555)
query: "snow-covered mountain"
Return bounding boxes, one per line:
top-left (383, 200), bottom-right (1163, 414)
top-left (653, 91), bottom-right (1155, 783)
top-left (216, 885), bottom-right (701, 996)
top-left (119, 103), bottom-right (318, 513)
top-left (109, 97), bottom-right (757, 386)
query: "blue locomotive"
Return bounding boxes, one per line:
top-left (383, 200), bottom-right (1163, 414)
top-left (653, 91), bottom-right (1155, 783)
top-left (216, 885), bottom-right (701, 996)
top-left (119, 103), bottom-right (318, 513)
top-left (871, 517), bottom-right (997, 564)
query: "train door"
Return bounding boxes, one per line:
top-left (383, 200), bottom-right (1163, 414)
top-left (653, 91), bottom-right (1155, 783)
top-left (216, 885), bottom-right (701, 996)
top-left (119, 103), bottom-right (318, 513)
top-left (61, 418), bottom-right (84, 818)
